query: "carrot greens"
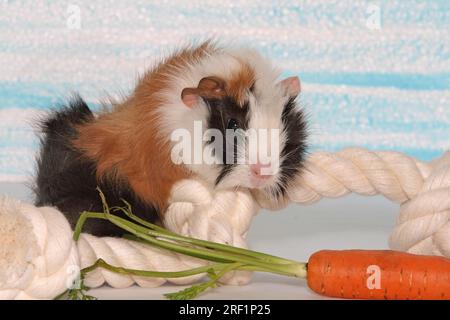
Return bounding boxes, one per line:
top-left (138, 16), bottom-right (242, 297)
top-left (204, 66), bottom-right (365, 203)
top-left (64, 188), bottom-right (307, 300)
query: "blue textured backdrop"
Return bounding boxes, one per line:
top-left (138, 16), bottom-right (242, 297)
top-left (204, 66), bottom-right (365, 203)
top-left (0, 0), bottom-right (449, 181)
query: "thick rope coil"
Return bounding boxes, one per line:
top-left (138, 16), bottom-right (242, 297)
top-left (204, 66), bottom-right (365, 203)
top-left (389, 151), bottom-right (450, 257)
top-left (0, 197), bottom-right (79, 300)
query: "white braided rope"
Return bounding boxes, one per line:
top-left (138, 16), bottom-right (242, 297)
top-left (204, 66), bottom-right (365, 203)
top-left (1, 148), bottom-right (449, 299)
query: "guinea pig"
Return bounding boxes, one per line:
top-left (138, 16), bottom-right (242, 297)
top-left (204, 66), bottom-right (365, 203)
top-left (33, 41), bottom-right (308, 236)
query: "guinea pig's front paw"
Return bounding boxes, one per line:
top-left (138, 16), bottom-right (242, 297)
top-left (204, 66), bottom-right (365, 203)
top-left (251, 187), bottom-right (291, 211)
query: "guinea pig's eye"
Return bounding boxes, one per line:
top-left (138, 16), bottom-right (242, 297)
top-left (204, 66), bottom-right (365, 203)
top-left (227, 118), bottom-right (239, 130)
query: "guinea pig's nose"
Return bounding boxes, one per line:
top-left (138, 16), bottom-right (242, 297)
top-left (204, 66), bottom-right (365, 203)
top-left (250, 162), bottom-right (272, 178)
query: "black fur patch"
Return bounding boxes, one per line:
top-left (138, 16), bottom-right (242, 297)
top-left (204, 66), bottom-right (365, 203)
top-left (277, 98), bottom-right (308, 196)
top-left (204, 96), bottom-right (250, 185)
top-left (33, 95), bottom-right (159, 236)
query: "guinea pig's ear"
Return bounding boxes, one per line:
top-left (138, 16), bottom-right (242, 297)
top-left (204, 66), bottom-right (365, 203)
top-left (181, 88), bottom-right (200, 108)
top-left (279, 76), bottom-right (301, 98)
top-left (197, 76), bottom-right (225, 96)
top-left (181, 76), bottom-right (226, 108)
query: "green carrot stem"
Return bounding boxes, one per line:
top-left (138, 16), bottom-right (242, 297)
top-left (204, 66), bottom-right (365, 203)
top-left (118, 206), bottom-right (297, 265)
top-left (82, 258), bottom-right (230, 278)
top-left (82, 257), bottom-right (306, 280)
top-left (150, 231), bottom-right (297, 265)
top-left (121, 233), bottom-right (305, 276)
top-left (119, 205), bottom-right (295, 263)
top-left (114, 216), bottom-right (305, 276)
top-left (120, 219), bottom-right (296, 266)
top-left (74, 210), bottom-right (306, 277)
top-left (112, 200), bottom-right (171, 234)
top-left (105, 214), bottom-right (301, 276)
top-left (84, 189), bottom-right (296, 265)
top-left (73, 211), bottom-right (107, 241)
top-left (76, 208), bottom-right (296, 266)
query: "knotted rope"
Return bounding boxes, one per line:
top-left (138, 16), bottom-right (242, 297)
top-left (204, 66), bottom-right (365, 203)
top-left (1, 147), bottom-right (449, 299)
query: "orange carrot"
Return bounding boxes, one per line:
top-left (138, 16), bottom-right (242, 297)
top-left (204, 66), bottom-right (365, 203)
top-left (307, 250), bottom-right (450, 300)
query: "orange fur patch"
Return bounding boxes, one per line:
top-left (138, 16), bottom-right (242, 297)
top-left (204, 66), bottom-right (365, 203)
top-left (72, 42), bottom-right (217, 213)
top-left (226, 62), bottom-right (255, 106)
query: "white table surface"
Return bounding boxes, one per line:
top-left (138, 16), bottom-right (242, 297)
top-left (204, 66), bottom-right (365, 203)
top-left (1, 182), bottom-right (398, 300)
